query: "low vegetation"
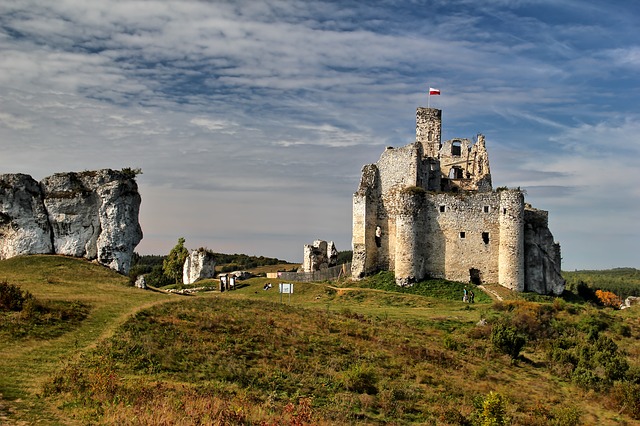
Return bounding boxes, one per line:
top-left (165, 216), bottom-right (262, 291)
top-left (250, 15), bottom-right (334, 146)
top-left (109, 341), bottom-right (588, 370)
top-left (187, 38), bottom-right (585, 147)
top-left (1, 256), bottom-right (639, 425)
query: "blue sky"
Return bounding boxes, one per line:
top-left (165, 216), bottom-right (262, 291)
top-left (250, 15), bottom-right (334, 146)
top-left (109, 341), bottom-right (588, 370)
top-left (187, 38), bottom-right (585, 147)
top-left (1, 0), bottom-right (638, 270)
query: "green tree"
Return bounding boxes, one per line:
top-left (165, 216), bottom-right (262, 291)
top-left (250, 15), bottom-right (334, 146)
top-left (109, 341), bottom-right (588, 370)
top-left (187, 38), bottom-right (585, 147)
top-left (162, 237), bottom-right (189, 284)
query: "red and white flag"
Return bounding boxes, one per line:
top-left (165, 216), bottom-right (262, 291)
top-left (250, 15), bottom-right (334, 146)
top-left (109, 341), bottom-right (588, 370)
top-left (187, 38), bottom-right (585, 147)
top-left (429, 87), bottom-right (440, 95)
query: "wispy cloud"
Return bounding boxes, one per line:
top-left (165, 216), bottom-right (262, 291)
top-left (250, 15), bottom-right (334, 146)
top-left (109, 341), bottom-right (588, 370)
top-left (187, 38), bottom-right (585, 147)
top-left (0, 0), bottom-right (637, 269)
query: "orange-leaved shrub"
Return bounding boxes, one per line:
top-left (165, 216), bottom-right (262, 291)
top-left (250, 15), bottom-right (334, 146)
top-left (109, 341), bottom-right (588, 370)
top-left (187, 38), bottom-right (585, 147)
top-left (595, 289), bottom-right (622, 309)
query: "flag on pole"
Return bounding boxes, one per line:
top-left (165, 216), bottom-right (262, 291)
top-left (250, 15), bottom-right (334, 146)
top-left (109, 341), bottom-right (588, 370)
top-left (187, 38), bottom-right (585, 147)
top-left (429, 87), bottom-right (440, 96)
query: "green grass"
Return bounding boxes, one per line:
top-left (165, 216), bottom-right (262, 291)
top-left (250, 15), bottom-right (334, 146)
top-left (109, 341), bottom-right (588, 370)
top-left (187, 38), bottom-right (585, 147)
top-left (1, 256), bottom-right (640, 425)
top-left (0, 255), bottom-right (172, 424)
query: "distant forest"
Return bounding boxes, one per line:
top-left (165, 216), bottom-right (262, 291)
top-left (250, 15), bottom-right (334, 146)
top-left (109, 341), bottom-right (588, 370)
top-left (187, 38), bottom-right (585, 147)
top-left (563, 267), bottom-right (640, 299)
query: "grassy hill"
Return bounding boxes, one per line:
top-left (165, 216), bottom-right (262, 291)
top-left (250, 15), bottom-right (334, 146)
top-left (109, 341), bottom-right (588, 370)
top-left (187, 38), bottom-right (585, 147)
top-left (1, 256), bottom-right (639, 425)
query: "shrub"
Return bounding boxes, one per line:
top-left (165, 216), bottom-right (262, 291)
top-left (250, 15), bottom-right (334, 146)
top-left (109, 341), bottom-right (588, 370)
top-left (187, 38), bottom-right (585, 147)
top-left (578, 311), bottom-right (611, 341)
top-left (491, 323), bottom-right (526, 360)
top-left (552, 405), bottom-right (582, 426)
top-left (480, 391), bottom-right (509, 426)
top-left (0, 281), bottom-right (32, 311)
top-left (610, 381), bottom-right (640, 420)
top-left (595, 289), bottom-right (622, 309)
top-left (342, 363), bottom-right (378, 394)
top-left (575, 281), bottom-right (597, 303)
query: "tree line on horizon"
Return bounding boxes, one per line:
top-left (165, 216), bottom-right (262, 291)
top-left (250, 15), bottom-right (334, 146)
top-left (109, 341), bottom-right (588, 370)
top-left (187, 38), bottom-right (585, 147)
top-left (128, 237), bottom-right (353, 287)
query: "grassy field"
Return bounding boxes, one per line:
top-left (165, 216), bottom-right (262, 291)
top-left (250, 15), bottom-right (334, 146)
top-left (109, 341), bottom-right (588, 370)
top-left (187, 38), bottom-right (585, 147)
top-left (1, 256), bottom-right (639, 425)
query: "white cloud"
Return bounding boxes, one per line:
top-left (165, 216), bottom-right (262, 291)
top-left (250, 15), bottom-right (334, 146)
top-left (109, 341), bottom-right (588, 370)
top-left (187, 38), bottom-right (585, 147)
top-left (0, 0), bottom-right (637, 268)
top-left (0, 112), bottom-right (33, 130)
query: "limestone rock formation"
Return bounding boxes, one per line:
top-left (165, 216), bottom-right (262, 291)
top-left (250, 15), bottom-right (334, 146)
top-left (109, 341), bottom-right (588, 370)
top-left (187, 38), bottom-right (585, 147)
top-left (622, 296), bottom-right (640, 309)
top-left (524, 206), bottom-right (564, 295)
top-left (0, 169), bottom-right (143, 274)
top-left (135, 275), bottom-right (147, 289)
top-left (183, 248), bottom-right (216, 284)
top-left (0, 174), bottom-right (53, 259)
top-left (302, 240), bottom-right (338, 272)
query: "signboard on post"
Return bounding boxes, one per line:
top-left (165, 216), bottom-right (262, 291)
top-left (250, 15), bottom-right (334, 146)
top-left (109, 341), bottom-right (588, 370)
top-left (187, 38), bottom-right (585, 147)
top-left (279, 283), bottom-right (293, 304)
top-left (279, 283), bottom-right (293, 294)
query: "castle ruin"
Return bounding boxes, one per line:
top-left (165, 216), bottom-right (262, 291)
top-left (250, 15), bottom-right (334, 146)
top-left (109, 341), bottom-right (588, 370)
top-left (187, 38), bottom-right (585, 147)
top-left (351, 107), bottom-right (564, 295)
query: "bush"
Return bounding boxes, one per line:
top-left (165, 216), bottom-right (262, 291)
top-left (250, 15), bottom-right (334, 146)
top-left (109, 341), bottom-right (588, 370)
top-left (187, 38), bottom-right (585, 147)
top-left (0, 281), bottom-right (32, 311)
top-left (610, 381), bottom-right (640, 420)
top-left (578, 311), bottom-right (612, 341)
top-left (595, 289), bottom-right (622, 309)
top-left (342, 363), bottom-right (378, 394)
top-left (552, 405), bottom-right (582, 426)
top-left (491, 322), bottom-right (526, 360)
top-left (480, 392), bottom-right (509, 426)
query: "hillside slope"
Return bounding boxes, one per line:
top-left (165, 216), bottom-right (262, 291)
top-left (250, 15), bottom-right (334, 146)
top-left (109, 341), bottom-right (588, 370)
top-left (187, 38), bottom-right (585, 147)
top-left (1, 256), bottom-right (639, 425)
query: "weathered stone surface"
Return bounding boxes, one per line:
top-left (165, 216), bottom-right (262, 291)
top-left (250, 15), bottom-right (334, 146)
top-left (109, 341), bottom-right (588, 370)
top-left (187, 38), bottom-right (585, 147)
top-left (352, 107), bottom-right (563, 295)
top-left (622, 296), bottom-right (640, 309)
top-left (0, 174), bottom-right (53, 258)
top-left (183, 248), bottom-right (216, 284)
top-left (135, 275), bottom-right (147, 289)
top-left (302, 240), bottom-right (338, 272)
top-left (524, 206), bottom-right (565, 295)
top-left (0, 169), bottom-right (142, 274)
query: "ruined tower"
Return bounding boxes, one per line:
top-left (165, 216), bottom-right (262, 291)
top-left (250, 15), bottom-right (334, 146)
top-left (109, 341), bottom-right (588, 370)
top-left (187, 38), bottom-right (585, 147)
top-left (416, 107), bottom-right (442, 158)
top-left (351, 107), bottom-right (564, 295)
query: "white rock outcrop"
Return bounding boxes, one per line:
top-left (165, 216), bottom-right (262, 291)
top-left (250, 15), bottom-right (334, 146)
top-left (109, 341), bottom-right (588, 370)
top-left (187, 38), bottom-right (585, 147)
top-left (0, 174), bottom-right (53, 258)
top-left (622, 296), bottom-right (640, 309)
top-left (0, 169), bottom-right (143, 274)
top-left (183, 249), bottom-right (216, 284)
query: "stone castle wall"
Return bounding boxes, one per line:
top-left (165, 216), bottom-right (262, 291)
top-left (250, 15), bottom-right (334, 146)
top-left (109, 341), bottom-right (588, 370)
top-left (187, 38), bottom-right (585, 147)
top-left (352, 107), bottom-right (564, 295)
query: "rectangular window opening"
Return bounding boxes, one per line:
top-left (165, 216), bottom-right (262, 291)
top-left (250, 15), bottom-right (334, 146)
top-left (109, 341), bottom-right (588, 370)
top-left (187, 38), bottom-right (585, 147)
top-left (439, 205), bottom-right (446, 213)
top-left (459, 231), bottom-right (466, 239)
top-left (482, 232), bottom-right (490, 244)
top-left (483, 205), bottom-right (490, 213)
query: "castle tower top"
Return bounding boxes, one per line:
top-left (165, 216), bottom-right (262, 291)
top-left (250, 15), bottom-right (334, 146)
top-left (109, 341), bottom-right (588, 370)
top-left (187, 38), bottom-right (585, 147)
top-left (416, 107), bottom-right (441, 158)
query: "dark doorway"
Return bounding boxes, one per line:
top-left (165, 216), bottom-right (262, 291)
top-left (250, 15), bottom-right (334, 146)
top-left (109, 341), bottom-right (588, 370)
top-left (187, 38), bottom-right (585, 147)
top-left (469, 268), bottom-right (482, 285)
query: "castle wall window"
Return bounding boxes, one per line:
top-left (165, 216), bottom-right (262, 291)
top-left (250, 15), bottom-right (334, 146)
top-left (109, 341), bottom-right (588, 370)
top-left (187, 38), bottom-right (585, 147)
top-left (482, 232), bottom-right (490, 244)
top-left (484, 206), bottom-right (490, 213)
top-left (439, 205), bottom-right (446, 212)
top-left (459, 231), bottom-right (466, 239)
top-left (452, 140), bottom-right (462, 156)
top-left (449, 167), bottom-right (464, 179)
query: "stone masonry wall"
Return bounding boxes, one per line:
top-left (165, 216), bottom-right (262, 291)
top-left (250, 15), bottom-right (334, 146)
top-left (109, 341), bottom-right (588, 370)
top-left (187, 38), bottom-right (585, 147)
top-left (416, 107), bottom-right (442, 158)
top-left (498, 190), bottom-right (525, 291)
top-left (430, 192), bottom-right (502, 284)
top-left (352, 107), bottom-right (562, 295)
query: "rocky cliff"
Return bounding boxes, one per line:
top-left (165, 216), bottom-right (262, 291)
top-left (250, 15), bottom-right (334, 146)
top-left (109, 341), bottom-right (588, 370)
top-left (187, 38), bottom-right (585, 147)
top-left (0, 169), bottom-right (142, 274)
top-left (183, 249), bottom-right (216, 284)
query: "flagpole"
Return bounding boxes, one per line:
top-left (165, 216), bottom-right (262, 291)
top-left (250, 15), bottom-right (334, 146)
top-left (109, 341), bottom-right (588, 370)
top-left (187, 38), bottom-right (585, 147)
top-left (428, 92), bottom-right (431, 108)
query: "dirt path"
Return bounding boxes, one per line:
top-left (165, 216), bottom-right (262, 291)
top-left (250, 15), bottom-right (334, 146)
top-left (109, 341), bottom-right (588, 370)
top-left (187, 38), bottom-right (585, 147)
top-left (478, 285), bottom-right (503, 301)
